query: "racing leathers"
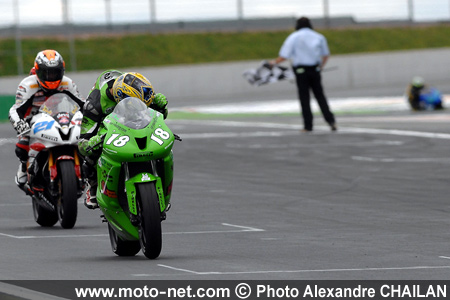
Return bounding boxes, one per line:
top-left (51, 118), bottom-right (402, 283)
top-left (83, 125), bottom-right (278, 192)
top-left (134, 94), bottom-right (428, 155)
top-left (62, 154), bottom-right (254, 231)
top-left (9, 74), bottom-right (83, 186)
top-left (77, 70), bottom-right (169, 209)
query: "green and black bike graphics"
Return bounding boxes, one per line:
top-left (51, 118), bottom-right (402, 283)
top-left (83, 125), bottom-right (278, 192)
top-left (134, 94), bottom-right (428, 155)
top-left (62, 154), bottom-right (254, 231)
top-left (94, 97), bottom-right (177, 259)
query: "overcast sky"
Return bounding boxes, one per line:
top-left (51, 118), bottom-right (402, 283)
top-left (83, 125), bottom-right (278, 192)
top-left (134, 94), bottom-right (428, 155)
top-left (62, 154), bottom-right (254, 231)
top-left (1, 0), bottom-right (449, 27)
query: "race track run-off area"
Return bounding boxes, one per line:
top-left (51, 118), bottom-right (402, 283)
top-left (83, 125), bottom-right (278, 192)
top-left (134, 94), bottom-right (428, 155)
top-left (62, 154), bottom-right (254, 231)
top-left (1, 94), bottom-right (450, 294)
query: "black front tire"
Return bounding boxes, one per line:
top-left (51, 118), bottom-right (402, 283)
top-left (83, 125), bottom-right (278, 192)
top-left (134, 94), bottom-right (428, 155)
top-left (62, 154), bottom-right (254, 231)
top-left (138, 182), bottom-right (162, 259)
top-left (58, 160), bottom-right (78, 229)
top-left (32, 197), bottom-right (58, 227)
top-left (108, 223), bottom-right (141, 256)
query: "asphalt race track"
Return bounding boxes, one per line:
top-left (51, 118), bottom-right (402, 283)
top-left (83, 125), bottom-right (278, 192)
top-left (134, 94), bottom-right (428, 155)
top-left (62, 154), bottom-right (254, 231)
top-left (1, 92), bottom-right (450, 290)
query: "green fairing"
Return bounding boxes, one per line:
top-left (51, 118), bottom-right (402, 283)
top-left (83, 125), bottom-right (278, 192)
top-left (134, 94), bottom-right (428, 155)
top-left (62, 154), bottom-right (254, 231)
top-left (101, 110), bottom-right (173, 162)
top-left (95, 98), bottom-right (174, 242)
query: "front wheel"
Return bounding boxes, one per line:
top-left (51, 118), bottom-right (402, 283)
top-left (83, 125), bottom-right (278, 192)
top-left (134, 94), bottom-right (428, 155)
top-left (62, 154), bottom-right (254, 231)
top-left (32, 196), bottom-right (58, 227)
top-left (58, 160), bottom-right (78, 229)
top-left (108, 223), bottom-right (141, 256)
top-left (138, 182), bottom-right (162, 259)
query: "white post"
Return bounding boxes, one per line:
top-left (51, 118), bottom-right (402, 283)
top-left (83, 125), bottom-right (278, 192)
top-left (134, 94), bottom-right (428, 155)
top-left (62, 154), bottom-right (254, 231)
top-left (14, 0), bottom-right (23, 75)
top-left (408, 0), bottom-right (414, 22)
top-left (105, 0), bottom-right (112, 27)
top-left (150, 0), bottom-right (156, 23)
top-left (237, 0), bottom-right (244, 31)
top-left (323, 0), bottom-right (330, 28)
top-left (63, 0), bottom-right (77, 71)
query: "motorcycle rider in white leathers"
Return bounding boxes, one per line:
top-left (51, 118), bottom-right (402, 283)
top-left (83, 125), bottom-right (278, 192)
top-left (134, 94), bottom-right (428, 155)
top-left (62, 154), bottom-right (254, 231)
top-left (9, 49), bottom-right (83, 187)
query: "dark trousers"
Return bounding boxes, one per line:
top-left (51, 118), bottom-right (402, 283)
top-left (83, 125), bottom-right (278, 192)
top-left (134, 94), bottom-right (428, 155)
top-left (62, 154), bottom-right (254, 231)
top-left (294, 65), bottom-right (335, 131)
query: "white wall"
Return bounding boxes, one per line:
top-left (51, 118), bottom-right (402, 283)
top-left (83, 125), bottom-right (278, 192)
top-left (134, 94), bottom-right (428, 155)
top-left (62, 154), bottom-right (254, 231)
top-left (1, 48), bottom-right (449, 101)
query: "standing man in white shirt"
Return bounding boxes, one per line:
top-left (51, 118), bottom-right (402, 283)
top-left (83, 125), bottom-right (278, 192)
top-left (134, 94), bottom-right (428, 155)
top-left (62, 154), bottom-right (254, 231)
top-left (270, 17), bottom-right (336, 132)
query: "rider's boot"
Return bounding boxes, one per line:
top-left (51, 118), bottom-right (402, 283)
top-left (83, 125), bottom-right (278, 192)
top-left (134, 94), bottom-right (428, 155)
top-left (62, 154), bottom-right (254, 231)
top-left (84, 181), bottom-right (99, 210)
top-left (14, 162), bottom-right (27, 187)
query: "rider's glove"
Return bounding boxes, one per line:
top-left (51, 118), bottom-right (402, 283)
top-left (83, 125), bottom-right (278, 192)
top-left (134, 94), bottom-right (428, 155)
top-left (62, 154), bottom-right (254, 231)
top-left (154, 93), bottom-right (168, 108)
top-left (79, 135), bottom-right (103, 157)
top-left (88, 135), bottom-right (103, 152)
top-left (153, 93), bottom-right (168, 119)
top-left (14, 119), bottom-right (30, 135)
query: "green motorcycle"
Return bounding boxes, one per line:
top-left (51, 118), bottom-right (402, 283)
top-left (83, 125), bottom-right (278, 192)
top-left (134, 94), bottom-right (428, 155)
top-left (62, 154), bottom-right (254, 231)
top-left (90, 97), bottom-right (179, 259)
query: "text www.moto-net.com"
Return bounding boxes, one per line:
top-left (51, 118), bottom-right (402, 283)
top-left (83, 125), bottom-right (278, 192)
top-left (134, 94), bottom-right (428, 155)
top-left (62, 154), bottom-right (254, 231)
top-left (75, 284), bottom-right (250, 299)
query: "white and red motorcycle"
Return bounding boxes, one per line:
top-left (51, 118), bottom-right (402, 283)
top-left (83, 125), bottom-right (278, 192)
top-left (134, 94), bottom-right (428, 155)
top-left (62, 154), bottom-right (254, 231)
top-left (19, 92), bottom-right (84, 228)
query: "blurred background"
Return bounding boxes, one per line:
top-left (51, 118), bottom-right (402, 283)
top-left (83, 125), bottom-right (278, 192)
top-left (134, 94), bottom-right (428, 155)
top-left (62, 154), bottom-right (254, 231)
top-left (0, 0), bottom-right (449, 116)
top-left (1, 1), bottom-right (450, 285)
top-left (1, 0), bottom-right (450, 26)
top-left (1, 0), bottom-right (450, 73)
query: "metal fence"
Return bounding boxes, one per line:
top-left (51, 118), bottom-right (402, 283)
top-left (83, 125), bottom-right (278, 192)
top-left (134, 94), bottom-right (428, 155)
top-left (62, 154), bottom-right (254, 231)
top-left (2, 0), bottom-right (450, 75)
top-left (1, 0), bottom-right (450, 28)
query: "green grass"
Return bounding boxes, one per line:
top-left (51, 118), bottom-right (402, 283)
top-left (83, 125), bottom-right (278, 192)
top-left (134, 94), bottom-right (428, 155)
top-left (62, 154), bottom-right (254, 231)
top-left (0, 25), bottom-right (449, 76)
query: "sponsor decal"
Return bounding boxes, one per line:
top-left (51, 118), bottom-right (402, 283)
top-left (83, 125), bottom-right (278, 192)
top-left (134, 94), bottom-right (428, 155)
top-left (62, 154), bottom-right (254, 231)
top-left (129, 193), bottom-right (136, 213)
top-left (18, 86), bottom-right (27, 93)
top-left (57, 112), bottom-right (69, 119)
top-left (41, 134), bottom-right (58, 142)
top-left (101, 181), bottom-right (117, 198)
top-left (111, 122), bottom-right (126, 132)
top-left (134, 152), bottom-right (154, 159)
top-left (45, 60), bottom-right (58, 67)
top-left (141, 173), bottom-right (151, 181)
top-left (103, 72), bottom-right (113, 80)
top-left (41, 106), bottom-right (52, 115)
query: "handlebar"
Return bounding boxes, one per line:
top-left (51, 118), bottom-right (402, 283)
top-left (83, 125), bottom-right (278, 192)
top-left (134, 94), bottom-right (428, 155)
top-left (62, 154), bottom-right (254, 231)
top-left (17, 129), bottom-right (31, 138)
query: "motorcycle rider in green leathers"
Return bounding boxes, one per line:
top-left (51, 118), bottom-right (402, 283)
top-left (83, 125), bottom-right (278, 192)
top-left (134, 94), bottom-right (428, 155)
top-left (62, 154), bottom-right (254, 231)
top-left (78, 70), bottom-right (168, 209)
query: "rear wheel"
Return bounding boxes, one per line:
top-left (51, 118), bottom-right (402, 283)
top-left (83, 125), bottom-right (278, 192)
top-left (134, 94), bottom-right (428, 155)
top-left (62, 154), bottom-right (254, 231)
top-left (108, 223), bottom-right (141, 256)
top-left (32, 197), bottom-right (58, 227)
top-left (138, 182), bottom-right (162, 259)
top-left (58, 160), bottom-right (78, 229)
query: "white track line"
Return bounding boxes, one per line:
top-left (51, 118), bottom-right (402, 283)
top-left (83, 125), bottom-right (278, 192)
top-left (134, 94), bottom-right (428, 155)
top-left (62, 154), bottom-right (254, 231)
top-left (171, 95), bottom-right (450, 115)
top-left (0, 282), bottom-right (69, 300)
top-left (352, 156), bottom-right (450, 163)
top-left (0, 232), bottom-right (108, 239)
top-left (136, 264), bottom-right (450, 277)
top-left (0, 223), bottom-right (263, 239)
top-left (170, 120), bottom-right (450, 140)
top-left (221, 223), bottom-right (265, 232)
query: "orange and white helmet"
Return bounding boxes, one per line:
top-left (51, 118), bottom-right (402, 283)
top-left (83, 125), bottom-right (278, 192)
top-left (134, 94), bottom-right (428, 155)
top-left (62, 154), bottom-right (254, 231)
top-left (34, 49), bottom-right (65, 90)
